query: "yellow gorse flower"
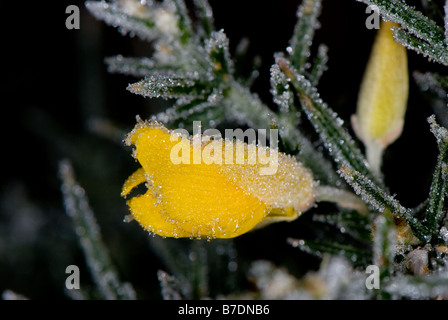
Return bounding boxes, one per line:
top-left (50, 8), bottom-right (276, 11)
top-left (121, 119), bottom-right (315, 239)
top-left (352, 21), bottom-right (409, 174)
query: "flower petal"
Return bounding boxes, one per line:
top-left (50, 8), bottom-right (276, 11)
top-left (127, 189), bottom-right (191, 238)
top-left (121, 167), bottom-right (146, 198)
top-left (354, 21), bottom-right (408, 147)
top-left (124, 123), bottom-right (268, 238)
top-left (122, 119), bottom-right (315, 238)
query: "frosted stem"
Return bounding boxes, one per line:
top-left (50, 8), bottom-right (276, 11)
top-left (315, 185), bottom-right (369, 215)
top-left (59, 159), bottom-right (136, 300)
top-left (366, 142), bottom-right (384, 178)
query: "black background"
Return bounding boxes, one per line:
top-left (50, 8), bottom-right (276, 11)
top-left (0, 0), bottom-right (444, 299)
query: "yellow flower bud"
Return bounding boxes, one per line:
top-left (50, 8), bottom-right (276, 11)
top-left (352, 21), bottom-right (409, 174)
top-left (121, 119), bottom-right (315, 239)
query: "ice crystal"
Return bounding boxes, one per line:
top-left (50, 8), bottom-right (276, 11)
top-left (248, 260), bottom-right (302, 299)
top-left (155, 97), bottom-right (221, 127)
top-left (105, 55), bottom-right (158, 77)
top-left (384, 274), bottom-right (448, 299)
top-left (428, 114), bottom-right (448, 145)
top-left (202, 30), bottom-right (234, 84)
top-left (392, 27), bottom-right (448, 66)
top-left (289, 0), bottom-right (323, 72)
top-left (59, 160), bottom-right (136, 300)
top-left (372, 213), bottom-right (396, 274)
top-left (224, 82), bottom-right (273, 129)
top-left (127, 71), bottom-right (205, 99)
top-left (192, 0), bottom-right (214, 39)
top-left (440, 226), bottom-right (448, 242)
top-left (270, 64), bottom-right (294, 114)
top-left (85, 1), bottom-right (159, 41)
top-left (275, 54), bottom-right (382, 188)
top-left (357, 0), bottom-right (448, 66)
top-left (422, 115), bottom-right (448, 238)
top-left (308, 44), bottom-right (328, 86)
top-left (157, 270), bottom-right (184, 300)
top-left (288, 237), bottom-right (371, 267)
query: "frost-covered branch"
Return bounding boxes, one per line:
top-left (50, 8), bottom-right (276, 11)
top-left (356, 0), bottom-right (448, 65)
top-left (59, 159), bottom-right (136, 300)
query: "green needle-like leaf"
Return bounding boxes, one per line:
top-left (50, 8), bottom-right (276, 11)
top-left (425, 116), bottom-right (448, 237)
top-left (289, 0), bottom-right (323, 72)
top-left (338, 166), bottom-right (431, 242)
top-left (288, 238), bottom-right (371, 267)
top-left (276, 54), bottom-right (383, 187)
top-left (127, 71), bottom-right (210, 99)
top-left (357, 0), bottom-right (445, 45)
top-left (372, 210), bottom-right (396, 278)
top-left (393, 27), bottom-right (448, 66)
top-left (59, 160), bottom-right (136, 300)
top-left (308, 43), bottom-right (329, 86)
top-left (357, 0), bottom-right (448, 65)
top-left (105, 56), bottom-right (178, 77)
top-left (168, 0), bottom-right (194, 44)
top-left (193, 0), bottom-right (214, 39)
top-left (85, 1), bottom-right (158, 42)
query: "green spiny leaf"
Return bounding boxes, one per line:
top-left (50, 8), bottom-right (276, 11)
top-left (166, 0), bottom-right (194, 44)
top-left (105, 56), bottom-right (179, 77)
top-left (85, 1), bottom-right (158, 42)
top-left (127, 71), bottom-right (210, 99)
top-left (425, 115), bottom-right (448, 237)
top-left (372, 210), bottom-right (396, 278)
top-left (155, 94), bottom-right (225, 128)
top-left (392, 27), bottom-right (448, 66)
top-left (313, 209), bottom-right (373, 243)
top-left (59, 160), bottom-right (136, 300)
top-left (288, 238), bottom-right (371, 267)
top-left (338, 166), bottom-right (431, 242)
top-left (357, 0), bottom-right (446, 46)
top-left (192, 0), bottom-right (215, 39)
top-left (276, 54), bottom-right (383, 187)
top-left (206, 30), bottom-right (234, 83)
top-left (308, 43), bottom-right (329, 86)
top-left (289, 0), bottom-right (323, 72)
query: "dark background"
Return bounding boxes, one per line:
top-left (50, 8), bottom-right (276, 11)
top-left (0, 0), bottom-right (443, 299)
